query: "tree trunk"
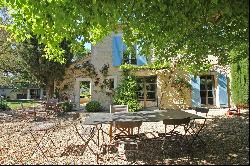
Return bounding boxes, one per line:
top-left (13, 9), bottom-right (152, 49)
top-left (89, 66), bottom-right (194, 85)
top-left (46, 81), bottom-right (55, 99)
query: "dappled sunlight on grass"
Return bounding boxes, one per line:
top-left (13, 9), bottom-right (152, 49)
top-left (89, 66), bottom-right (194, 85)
top-left (6, 100), bottom-right (41, 110)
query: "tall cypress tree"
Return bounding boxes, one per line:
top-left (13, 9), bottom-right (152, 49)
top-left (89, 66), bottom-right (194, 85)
top-left (231, 58), bottom-right (249, 106)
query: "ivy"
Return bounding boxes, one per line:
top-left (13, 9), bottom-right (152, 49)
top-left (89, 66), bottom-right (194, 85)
top-left (120, 60), bottom-right (171, 73)
top-left (171, 76), bottom-right (192, 90)
top-left (74, 61), bottom-right (97, 78)
top-left (99, 64), bottom-right (109, 77)
top-left (113, 75), bottom-right (141, 112)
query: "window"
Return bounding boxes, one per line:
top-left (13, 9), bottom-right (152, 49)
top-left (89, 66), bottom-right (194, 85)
top-left (105, 76), bottom-right (117, 92)
top-left (122, 45), bottom-right (137, 65)
top-left (30, 89), bottom-right (40, 99)
top-left (200, 75), bottom-right (215, 106)
top-left (136, 76), bottom-right (157, 101)
top-left (123, 57), bottom-right (137, 65)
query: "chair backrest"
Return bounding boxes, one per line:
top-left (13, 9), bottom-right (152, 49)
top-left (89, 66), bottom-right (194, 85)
top-left (195, 107), bottom-right (209, 117)
top-left (110, 105), bottom-right (128, 113)
top-left (163, 117), bottom-right (191, 125)
top-left (46, 99), bottom-right (58, 105)
top-left (115, 121), bottom-right (142, 129)
top-left (45, 98), bottom-right (59, 110)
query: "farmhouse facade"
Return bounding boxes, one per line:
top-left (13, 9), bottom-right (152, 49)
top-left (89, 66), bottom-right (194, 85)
top-left (55, 32), bottom-right (230, 111)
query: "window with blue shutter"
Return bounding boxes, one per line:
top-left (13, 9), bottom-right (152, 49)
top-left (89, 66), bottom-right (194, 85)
top-left (112, 35), bottom-right (123, 66)
top-left (136, 44), bottom-right (147, 66)
top-left (218, 73), bottom-right (228, 107)
top-left (191, 75), bottom-right (201, 107)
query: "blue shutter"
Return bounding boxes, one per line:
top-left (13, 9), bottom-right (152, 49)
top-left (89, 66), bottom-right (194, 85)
top-left (112, 35), bottom-right (123, 66)
top-left (191, 75), bottom-right (201, 107)
top-left (218, 73), bottom-right (228, 107)
top-left (136, 44), bottom-right (147, 66)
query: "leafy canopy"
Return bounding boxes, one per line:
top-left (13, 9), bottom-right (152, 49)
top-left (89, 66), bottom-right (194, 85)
top-left (1, 0), bottom-right (248, 72)
top-left (0, 28), bottom-right (37, 88)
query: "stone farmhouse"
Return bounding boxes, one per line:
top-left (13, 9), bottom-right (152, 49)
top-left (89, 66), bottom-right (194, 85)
top-left (55, 32), bottom-right (231, 111)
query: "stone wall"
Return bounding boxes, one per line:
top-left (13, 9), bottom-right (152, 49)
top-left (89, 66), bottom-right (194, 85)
top-left (55, 34), bottom-right (123, 110)
top-left (90, 34), bottom-right (123, 109)
top-left (55, 33), bottom-right (230, 110)
top-left (133, 68), bottom-right (192, 110)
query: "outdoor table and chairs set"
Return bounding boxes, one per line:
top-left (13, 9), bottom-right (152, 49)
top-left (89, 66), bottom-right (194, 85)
top-left (19, 105), bottom-right (210, 164)
top-left (81, 105), bottom-right (209, 163)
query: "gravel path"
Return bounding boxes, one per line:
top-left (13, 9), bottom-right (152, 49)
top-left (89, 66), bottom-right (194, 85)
top-left (0, 109), bottom-right (249, 165)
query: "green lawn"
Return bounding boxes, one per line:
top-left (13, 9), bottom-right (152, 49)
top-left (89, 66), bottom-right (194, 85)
top-left (6, 100), bottom-right (41, 110)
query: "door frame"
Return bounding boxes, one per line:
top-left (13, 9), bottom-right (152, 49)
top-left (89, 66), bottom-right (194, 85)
top-left (74, 78), bottom-right (92, 109)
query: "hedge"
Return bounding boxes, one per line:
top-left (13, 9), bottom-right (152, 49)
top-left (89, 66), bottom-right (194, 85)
top-left (230, 58), bottom-right (249, 106)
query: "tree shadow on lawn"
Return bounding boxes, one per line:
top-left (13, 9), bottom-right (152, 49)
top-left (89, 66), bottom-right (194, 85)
top-left (124, 111), bottom-right (249, 165)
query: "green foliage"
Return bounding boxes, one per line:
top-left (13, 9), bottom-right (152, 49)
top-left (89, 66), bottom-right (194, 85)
top-left (85, 101), bottom-right (102, 112)
top-left (231, 58), bottom-right (249, 106)
top-left (20, 36), bottom-right (75, 97)
top-left (5, 100), bottom-right (39, 110)
top-left (80, 81), bottom-right (90, 98)
top-left (0, 98), bottom-right (10, 111)
top-left (0, 28), bottom-right (74, 93)
top-left (172, 76), bottom-right (192, 90)
top-left (113, 75), bottom-right (141, 112)
top-left (0, 29), bottom-right (37, 88)
top-left (1, 0), bottom-right (248, 73)
top-left (120, 60), bottom-right (170, 73)
top-left (58, 101), bottom-right (74, 112)
top-left (0, 102), bottom-right (9, 111)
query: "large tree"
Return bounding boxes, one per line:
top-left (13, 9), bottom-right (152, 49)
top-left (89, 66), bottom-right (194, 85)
top-left (0, 27), bottom-right (35, 88)
top-left (0, 0), bottom-right (248, 73)
top-left (0, 29), bottom-right (74, 97)
top-left (1, 7), bottom-right (75, 96)
top-left (20, 36), bottom-right (74, 97)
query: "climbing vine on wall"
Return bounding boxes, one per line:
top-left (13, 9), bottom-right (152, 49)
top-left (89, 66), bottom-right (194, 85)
top-left (113, 75), bottom-right (141, 112)
top-left (120, 60), bottom-right (170, 73)
top-left (100, 64), bottom-right (110, 77)
top-left (74, 61), bottom-right (97, 78)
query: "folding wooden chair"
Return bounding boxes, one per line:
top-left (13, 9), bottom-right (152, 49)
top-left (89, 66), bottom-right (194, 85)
top-left (112, 121), bottom-right (142, 162)
top-left (161, 117), bottom-right (191, 157)
top-left (110, 105), bottom-right (129, 113)
top-left (109, 105), bottom-right (129, 142)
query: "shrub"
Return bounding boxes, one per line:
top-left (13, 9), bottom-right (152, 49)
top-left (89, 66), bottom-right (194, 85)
top-left (58, 101), bottom-right (74, 112)
top-left (113, 75), bottom-right (142, 112)
top-left (0, 99), bottom-right (10, 111)
top-left (85, 101), bottom-right (102, 112)
top-left (231, 58), bottom-right (249, 106)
